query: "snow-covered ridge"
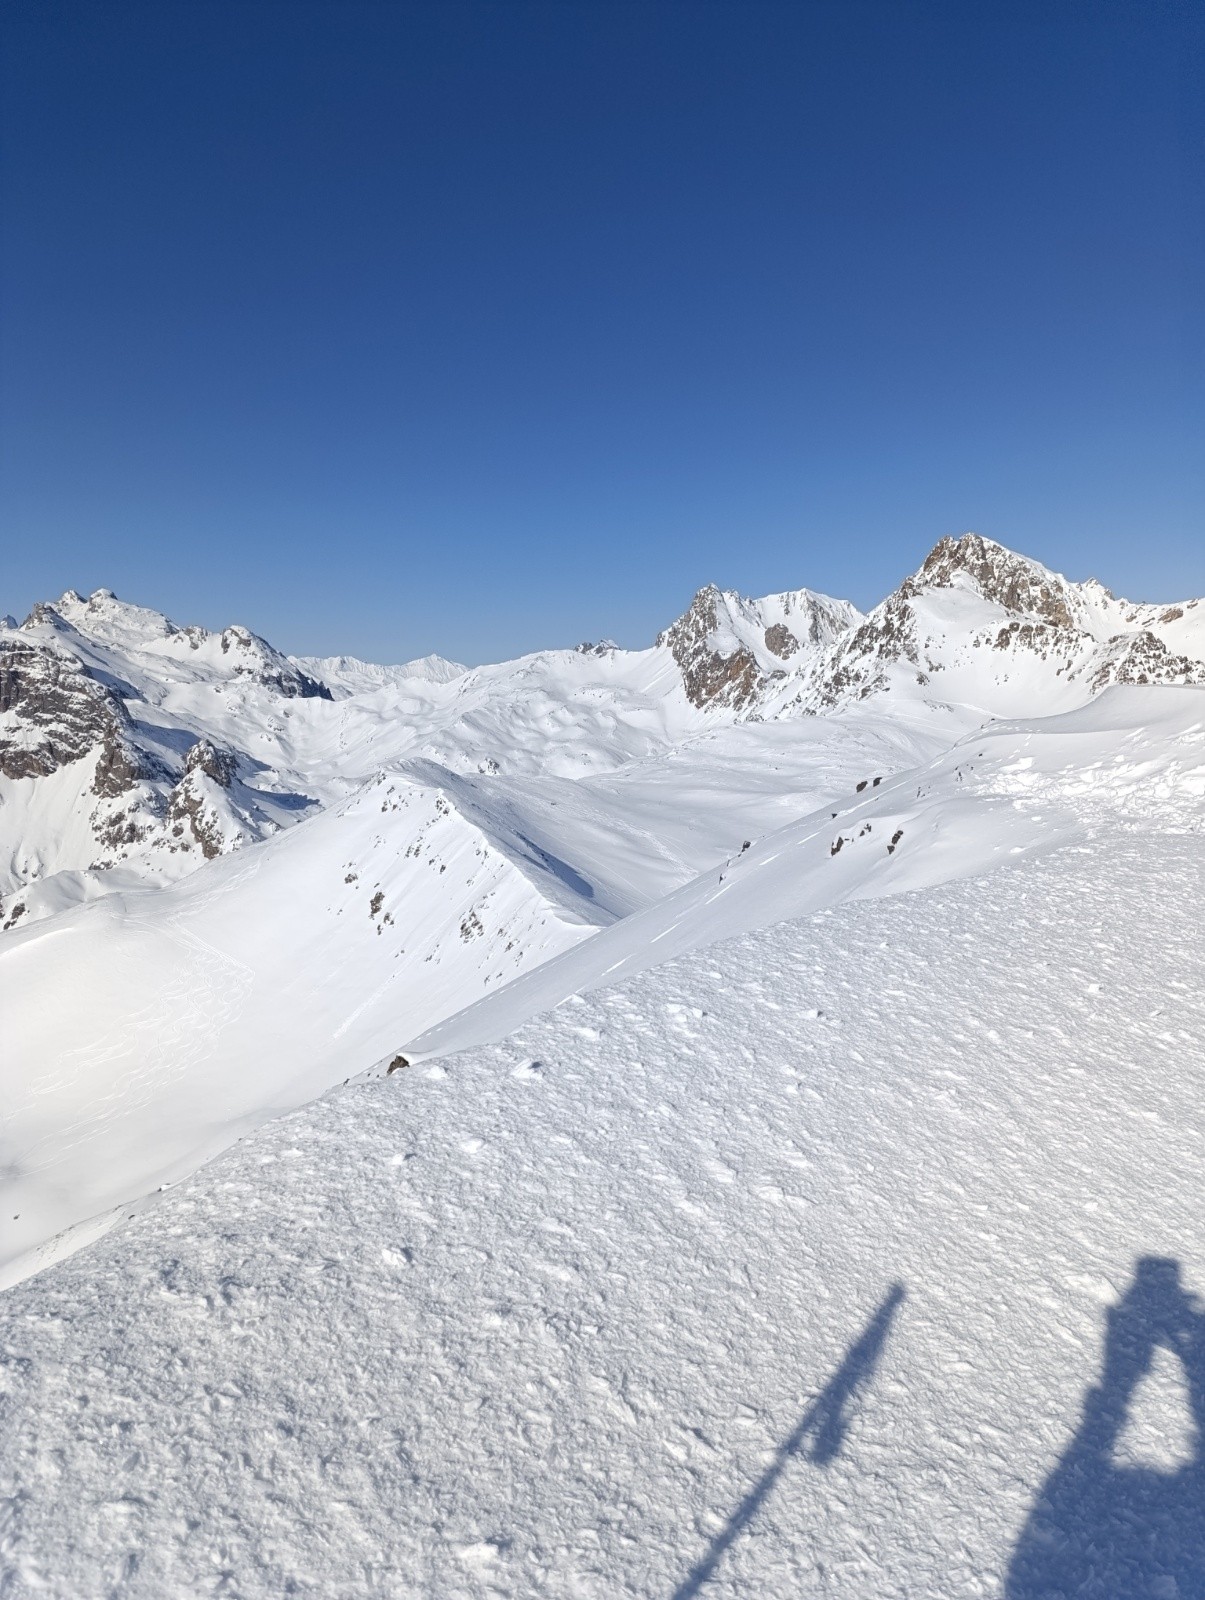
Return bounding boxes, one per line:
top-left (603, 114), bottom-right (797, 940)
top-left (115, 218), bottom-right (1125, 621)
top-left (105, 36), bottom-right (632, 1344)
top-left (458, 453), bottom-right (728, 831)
top-left (774, 534), bottom-right (1205, 719)
top-left (291, 651), bottom-right (469, 696)
top-left (3, 539), bottom-right (1203, 931)
top-left (3, 538), bottom-right (1204, 1287)
top-left (656, 582), bottom-right (861, 709)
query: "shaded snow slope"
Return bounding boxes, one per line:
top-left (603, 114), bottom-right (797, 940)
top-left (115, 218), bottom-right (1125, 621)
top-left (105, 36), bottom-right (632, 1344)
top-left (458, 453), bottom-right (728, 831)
top-left (2, 810), bottom-right (1203, 1597)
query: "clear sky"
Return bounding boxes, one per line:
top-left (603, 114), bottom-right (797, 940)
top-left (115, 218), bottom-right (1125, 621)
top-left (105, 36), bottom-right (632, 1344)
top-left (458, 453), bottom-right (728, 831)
top-left (2, 1), bottom-right (1202, 663)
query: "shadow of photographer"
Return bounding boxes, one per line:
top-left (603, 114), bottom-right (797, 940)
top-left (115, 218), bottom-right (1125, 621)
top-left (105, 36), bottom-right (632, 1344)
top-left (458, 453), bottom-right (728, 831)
top-left (1008, 1256), bottom-right (1205, 1598)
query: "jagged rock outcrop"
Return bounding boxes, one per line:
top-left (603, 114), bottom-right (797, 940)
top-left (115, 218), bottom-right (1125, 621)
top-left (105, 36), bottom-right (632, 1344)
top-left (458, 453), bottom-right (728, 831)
top-left (1091, 631), bottom-right (1205, 692)
top-left (165, 775), bottom-right (227, 859)
top-left (910, 534), bottom-right (1076, 627)
top-left (215, 625), bottom-right (332, 700)
top-left (165, 744), bottom-right (261, 860)
top-left (0, 639), bottom-right (131, 781)
top-left (92, 720), bottom-right (168, 798)
top-left (1, 595), bottom-right (321, 907)
top-left (658, 583), bottom-right (859, 712)
top-left (763, 623), bottom-right (799, 660)
top-left (658, 586), bottom-right (765, 711)
top-left (184, 738), bottom-right (237, 786)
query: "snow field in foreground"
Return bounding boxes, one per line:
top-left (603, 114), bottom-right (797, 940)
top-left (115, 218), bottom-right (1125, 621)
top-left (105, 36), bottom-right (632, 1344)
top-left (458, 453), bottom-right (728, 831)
top-left (2, 829), bottom-right (1204, 1598)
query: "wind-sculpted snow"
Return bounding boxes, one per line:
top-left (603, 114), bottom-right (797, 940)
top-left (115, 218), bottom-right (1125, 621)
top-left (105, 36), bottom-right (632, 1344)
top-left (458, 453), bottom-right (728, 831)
top-left (0, 712), bottom-right (945, 1285)
top-left (2, 805), bottom-right (1203, 1596)
top-left (2, 550), bottom-right (1204, 1593)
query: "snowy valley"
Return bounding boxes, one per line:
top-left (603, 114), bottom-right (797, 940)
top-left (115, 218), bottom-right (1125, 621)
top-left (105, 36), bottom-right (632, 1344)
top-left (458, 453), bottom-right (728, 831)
top-left (2, 534), bottom-right (1205, 1597)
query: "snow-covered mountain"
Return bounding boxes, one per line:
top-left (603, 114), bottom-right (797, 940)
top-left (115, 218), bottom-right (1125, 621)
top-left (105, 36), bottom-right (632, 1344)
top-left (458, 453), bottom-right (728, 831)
top-left (2, 535), bottom-right (1203, 1292)
top-left (3, 534), bottom-right (1205, 1596)
top-left (4, 536), bottom-right (1201, 936)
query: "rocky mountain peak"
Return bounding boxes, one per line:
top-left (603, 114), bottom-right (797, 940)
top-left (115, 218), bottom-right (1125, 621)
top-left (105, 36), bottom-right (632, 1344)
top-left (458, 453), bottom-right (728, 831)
top-left (20, 602), bottom-right (74, 634)
top-left (657, 585), bottom-right (762, 711)
top-left (657, 582), bottom-right (859, 712)
top-left (910, 534), bottom-right (1075, 628)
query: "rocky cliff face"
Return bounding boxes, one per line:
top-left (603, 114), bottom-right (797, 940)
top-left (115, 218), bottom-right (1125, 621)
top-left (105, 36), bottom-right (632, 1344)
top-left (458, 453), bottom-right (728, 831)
top-left (657, 586), bottom-right (766, 711)
top-left (0, 639), bottom-right (127, 780)
top-left (165, 740), bottom-right (253, 859)
top-left (657, 583), bottom-right (860, 711)
top-left (909, 534), bottom-right (1077, 627)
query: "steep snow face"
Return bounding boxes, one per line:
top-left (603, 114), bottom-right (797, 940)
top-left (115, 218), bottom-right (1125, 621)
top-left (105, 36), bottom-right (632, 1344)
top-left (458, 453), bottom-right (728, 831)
top-left (0, 595), bottom-right (333, 916)
top-left (783, 534), bottom-right (1205, 720)
top-left (2, 751), bottom-right (1203, 1598)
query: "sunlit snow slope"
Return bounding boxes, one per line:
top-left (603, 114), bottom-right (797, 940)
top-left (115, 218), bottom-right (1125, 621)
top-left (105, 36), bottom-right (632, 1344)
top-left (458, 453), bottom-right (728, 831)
top-left (1, 694), bottom-right (1203, 1597)
top-left (2, 537), bottom-right (1204, 1291)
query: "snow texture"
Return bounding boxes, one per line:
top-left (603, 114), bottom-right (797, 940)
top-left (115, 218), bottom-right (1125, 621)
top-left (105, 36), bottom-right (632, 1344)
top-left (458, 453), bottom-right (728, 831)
top-left (2, 808), bottom-right (1203, 1597)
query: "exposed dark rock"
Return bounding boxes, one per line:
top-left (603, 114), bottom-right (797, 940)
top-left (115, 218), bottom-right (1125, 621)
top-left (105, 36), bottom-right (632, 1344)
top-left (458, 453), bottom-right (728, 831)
top-left (19, 602), bottom-right (72, 632)
top-left (164, 774), bottom-right (225, 859)
top-left (658, 586), bottom-right (763, 711)
top-left (185, 739), bottom-right (237, 787)
top-left (0, 639), bottom-right (133, 782)
top-left (1092, 632), bottom-right (1205, 692)
top-left (217, 626), bottom-right (332, 699)
top-left (763, 623), bottom-right (799, 660)
top-left (92, 721), bottom-right (163, 798)
top-left (918, 534), bottom-right (1075, 627)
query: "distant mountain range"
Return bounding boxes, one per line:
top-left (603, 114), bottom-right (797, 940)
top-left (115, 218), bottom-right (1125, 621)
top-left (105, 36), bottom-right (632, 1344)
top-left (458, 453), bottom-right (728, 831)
top-left (3, 534), bottom-right (1202, 935)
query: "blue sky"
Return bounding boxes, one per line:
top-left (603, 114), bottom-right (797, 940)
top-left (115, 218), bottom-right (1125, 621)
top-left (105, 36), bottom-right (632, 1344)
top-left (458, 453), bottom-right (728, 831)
top-left (2, 1), bottom-right (1201, 663)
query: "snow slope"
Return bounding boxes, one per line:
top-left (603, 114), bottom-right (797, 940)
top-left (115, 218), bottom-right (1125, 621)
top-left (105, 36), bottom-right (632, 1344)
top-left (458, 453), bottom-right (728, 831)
top-left (402, 686), bottom-right (1205, 1063)
top-left (0, 765), bottom-right (608, 1288)
top-left (0, 711), bottom-right (945, 1289)
top-left (2, 724), bottom-right (1203, 1597)
top-left (3, 539), bottom-right (1204, 1293)
top-left (3, 686), bottom-right (1201, 1296)
top-left (5, 536), bottom-right (1202, 930)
